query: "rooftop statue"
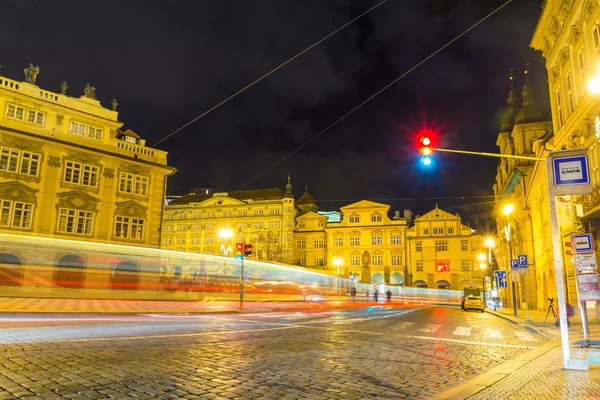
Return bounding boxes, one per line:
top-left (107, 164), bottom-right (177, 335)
top-left (83, 83), bottom-right (97, 99)
top-left (24, 63), bottom-right (40, 85)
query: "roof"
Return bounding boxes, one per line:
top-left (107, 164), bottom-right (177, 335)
top-left (168, 188), bottom-right (285, 205)
top-left (116, 129), bottom-right (141, 139)
top-left (296, 192), bottom-right (317, 206)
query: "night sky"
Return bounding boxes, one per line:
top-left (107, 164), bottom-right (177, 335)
top-left (1, 0), bottom-right (548, 227)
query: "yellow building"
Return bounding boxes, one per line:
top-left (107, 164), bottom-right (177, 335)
top-left (0, 65), bottom-right (175, 293)
top-left (0, 65), bottom-right (174, 247)
top-left (491, 0), bottom-right (600, 311)
top-left (162, 177), bottom-right (296, 263)
top-left (407, 206), bottom-right (484, 290)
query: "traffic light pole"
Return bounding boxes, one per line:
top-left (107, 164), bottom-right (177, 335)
top-left (432, 148), bottom-right (544, 161)
top-left (240, 257), bottom-right (245, 310)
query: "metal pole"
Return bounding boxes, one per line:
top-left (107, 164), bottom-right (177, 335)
top-left (432, 147), bottom-right (545, 161)
top-left (508, 237), bottom-right (518, 316)
top-left (525, 273), bottom-right (530, 322)
top-left (240, 258), bottom-right (245, 310)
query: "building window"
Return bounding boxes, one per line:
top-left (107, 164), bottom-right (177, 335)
top-left (205, 223), bottom-right (214, 231)
top-left (206, 211), bottom-right (215, 218)
top-left (416, 261), bottom-right (423, 272)
top-left (70, 121), bottom-right (103, 140)
top-left (566, 73), bottom-right (575, 114)
top-left (297, 240), bottom-right (306, 249)
top-left (461, 261), bottom-right (470, 272)
top-left (390, 235), bottom-right (401, 245)
top-left (416, 242), bottom-right (422, 252)
top-left (6, 104), bottom-right (24, 120)
top-left (579, 50), bottom-right (587, 98)
top-left (447, 227), bottom-right (454, 234)
top-left (350, 255), bottom-right (361, 267)
top-left (205, 236), bottom-right (214, 244)
top-left (372, 235), bottom-right (382, 245)
top-left (191, 224), bottom-right (201, 231)
top-left (372, 255), bottom-right (383, 266)
top-left (191, 211), bottom-right (201, 218)
top-left (253, 222), bottom-right (264, 229)
top-left (238, 210), bottom-right (248, 216)
top-left (57, 208), bottom-right (94, 235)
top-left (423, 228), bottom-right (429, 235)
top-left (176, 236), bottom-right (186, 245)
top-left (163, 236), bottom-right (172, 245)
top-left (222, 210), bottom-right (232, 217)
top-left (0, 200), bottom-right (34, 229)
top-left (435, 241), bottom-right (448, 251)
top-left (63, 161), bottom-right (99, 187)
top-left (254, 209), bottom-right (264, 216)
top-left (461, 240), bottom-right (468, 251)
top-left (471, 241), bottom-right (477, 250)
top-left (118, 173), bottom-right (148, 195)
top-left (593, 25), bottom-right (600, 57)
top-left (269, 209), bottom-right (280, 215)
top-left (391, 254), bottom-right (402, 266)
top-left (1, 147), bottom-right (41, 177)
top-left (237, 222), bottom-right (247, 230)
top-left (163, 225), bottom-right (173, 232)
top-left (114, 216), bottom-right (144, 239)
top-left (176, 224), bottom-right (186, 231)
top-left (298, 258), bottom-right (306, 267)
top-left (314, 239), bottom-right (325, 248)
top-left (26, 110), bottom-right (45, 125)
top-left (350, 235), bottom-right (360, 246)
top-left (318, 221), bottom-right (325, 228)
top-left (268, 221), bottom-right (280, 229)
top-left (314, 257), bottom-right (324, 267)
top-left (349, 214), bottom-right (360, 223)
top-left (371, 214), bottom-right (382, 222)
top-left (333, 237), bottom-right (343, 246)
top-left (556, 89), bottom-right (565, 128)
top-left (433, 227), bottom-right (444, 235)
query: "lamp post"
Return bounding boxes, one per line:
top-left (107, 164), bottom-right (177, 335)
top-left (218, 228), bottom-right (234, 256)
top-left (478, 253), bottom-right (487, 306)
top-left (332, 257), bottom-right (344, 294)
top-left (485, 237), bottom-right (495, 306)
top-left (502, 203), bottom-right (518, 316)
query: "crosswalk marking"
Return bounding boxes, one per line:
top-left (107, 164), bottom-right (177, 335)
top-left (419, 324), bottom-right (442, 333)
top-left (394, 322), bottom-right (416, 330)
top-left (484, 328), bottom-right (503, 339)
top-left (453, 326), bottom-right (471, 336)
top-left (514, 330), bottom-right (536, 341)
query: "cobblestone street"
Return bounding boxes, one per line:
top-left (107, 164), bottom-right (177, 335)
top-left (0, 304), bottom-right (547, 399)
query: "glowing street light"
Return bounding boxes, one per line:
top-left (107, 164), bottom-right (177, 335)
top-left (218, 228), bottom-right (234, 256)
top-left (502, 203), bottom-right (514, 216)
top-left (588, 66), bottom-right (600, 94)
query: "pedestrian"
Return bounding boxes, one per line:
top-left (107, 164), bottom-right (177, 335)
top-left (374, 289), bottom-right (378, 302)
top-left (366, 290), bottom-right (370, 301)
top-left (351, 286), bottom-right (357, 301)
top-left (386, 289), bottom-right (392, 302)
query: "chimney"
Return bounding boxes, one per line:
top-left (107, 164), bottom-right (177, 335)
top-left (404, 210), bottom-right (414, 227)
top-left (394, 210), bottom-right (400, 220)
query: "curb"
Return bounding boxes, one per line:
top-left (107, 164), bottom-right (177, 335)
top-left (485, 310), bottom-right (554, 340)
top-left (432, 339), bottom-right (561, 399)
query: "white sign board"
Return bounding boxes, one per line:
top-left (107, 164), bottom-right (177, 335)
top-left (572, 233), bottom-right (594, 253)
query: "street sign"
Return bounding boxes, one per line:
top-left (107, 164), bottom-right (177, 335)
top-left (552, 154), bottom-right (590, 186)
top-left (510, 259), bottom-right (518, 268)
top-left (495, 271), bottom-right (508, 288)
top-left (517, 254), bottom-right (528, 268)
top-left (510, 259), bottom-right (520, 282)
top-left (572, 233), bottom-right (594, 253)
top-left (575, 253), bottom-right (598, 274)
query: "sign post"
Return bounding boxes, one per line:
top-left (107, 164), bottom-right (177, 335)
top-left (547, 149), bottom-right (591, 370)
top-left (517, 254), bottom-right (530, 321)
top-left (572, 233), bottom-right (600, 344)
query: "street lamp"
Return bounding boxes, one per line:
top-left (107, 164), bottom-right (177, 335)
top-left (218, 228), bottom-right (234, 256)
top-left (478, 253), bottom-right (487, 306)
top-left (588, 66), bottom-right (600, 94)
top-left (502, 203), bottom-right (518, 316)
top-left (485, 237), bottom-right (495, 307)
top-left (332, 257), bottom-right (345, 294)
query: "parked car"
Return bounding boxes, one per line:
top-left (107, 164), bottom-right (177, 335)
top-left (464, 295), bottom-right (485, 312)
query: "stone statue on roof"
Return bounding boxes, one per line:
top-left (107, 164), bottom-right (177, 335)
top-left (83, 83), bottom-right (97, 99)
top-left (24, 63), bottom-right (40, 85)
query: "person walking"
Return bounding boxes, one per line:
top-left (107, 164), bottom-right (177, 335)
top-left (350, 286), bottom-right (357, 301)
top-left (374, 289), bottom-right (378, 302)
top-left (386, 289), bottom-right (392, 302)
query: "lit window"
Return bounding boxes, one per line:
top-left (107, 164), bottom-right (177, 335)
top-left (371, 214), bottom-right (382, 222)
top-left (269, 209), bottom-right (280, 215)
top-left (435, 241), bottom-right (448, 251)
top-left (238, 210), bottom-right (248, 216)
top-left (0, 147), bottom-right (41, 176)
top-left (26, 110), bottom-right (45, 125)
top-left (391, 235), bottom-right (401, 245)
top-left (163, 225), bottom-right (173, 232)
top-left (70, 121), bottom-right (102, 140)
top-left (205, 236), bottom-right (214, 244)
top-left (253, 222), bottom-right (264, 229)
top-left (0, 200), bottom-right (34, 229)
top-left (176, 236), bottom-right (186, 245)
top-left (350, 255), bottom-right (361, 266)
top-left (254, 209), bottom-right (264, 216)
top-left (566, 73), bottom-right (575, 114)
top-left (163, 236), bottom-right (172, 245)
top-left (205, 223), bottom-right (214, 231)
top-left (297, 240), bottom-right (306, 249)
top-left (63, 161), bottom-right (99, 187)
top-left (433, 228), bottom-right (444, 235)
top-left (333, 237), bottom-right (343, 246)
top-left (372, 255), bottom-right (383, 266)
top-left (349, 214), bottom-right (360, 223)
top-left (461, 240), bottom-right (468, 251)
top-left (314, 239), bottom-right (325, 248)
top-left (416, 242), bottom-right (422, 252)
top-left (6, 104), bottom-right (24, 120)
top-left (372, 235), bottom-right (382, 245)
top-left (119, 173), bottom-right (148, 195)
top-left (350, 235), bottom-right (360, 246)
top-left (579, 50), bottom-right (587, 98)
top-left (314, 257), bottom-right (324, 267)
top-left (223, 210), bottom-right (232, 217)
top-left (391, 254), bottom-right (402, 266)
top-left (556, 89), bottom-right (565, 128)
top-left (114, 216), bottom-right (145, 239)
top-left (57, 208), bottom-right (94, 235)
top-left (268, 221), bottom-right (280, 229)
top-left (462, 261), bottom-right (470, 272)
top-left (416, 262), bottom-right (423, 272)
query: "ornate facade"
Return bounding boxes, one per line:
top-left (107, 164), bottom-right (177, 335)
top-left (0, 66), bottom-right (175, 247)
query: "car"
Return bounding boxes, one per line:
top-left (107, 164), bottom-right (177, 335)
top-left (464, 295), bottom-right (485, 312)
top-left (486, 298), bottom-right (502, 308)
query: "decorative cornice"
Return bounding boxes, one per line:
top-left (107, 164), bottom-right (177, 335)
top-left (66, 151), bottom-right (100, 165)
top-left (568, 21), bottom-right (583, 46)
top-left (115, 200), bottom-right (148, 219)
top-left (56, 190), bottom-right (99, 212)
top-left (0, 134), bottom-right (43, 153)
top-left (0, 181), bottom-right (38, 204)
top-left (48, 155), bottom-right (61, 168)
top-left (584, 0), bottom-right (597, 22)
top-left (103, 168), bottom-right (114, 179)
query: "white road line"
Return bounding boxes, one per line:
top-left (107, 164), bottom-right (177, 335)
top-left (484, 328), bottom-right (503, 339)
top-left (514, 330), bottom-right (537, 341)
top-left (409, 335), bottom-right (535, 349)
top-left (419, 324), bottom-right (442, 333)
top-left (453, 326), bottom-right (471, 336)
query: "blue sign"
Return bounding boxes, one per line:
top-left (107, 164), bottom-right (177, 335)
top-left (572, 233), bottom-right (594, 253)
top-left (552, 154), bottom-right (590, 186)
top-left (510, 259), bottom-right (518, 268)
top-left (517, 254), bottom-right (528, 268)
top-left (495, 271), bottom-right (508, 288)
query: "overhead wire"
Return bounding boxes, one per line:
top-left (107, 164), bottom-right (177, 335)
top-left (238, 0), bottom-right (513, 190)
top-left (151, 0), bottom-right (389, 148)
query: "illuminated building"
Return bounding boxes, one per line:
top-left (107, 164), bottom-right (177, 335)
top-left (0, 65), bottom-right (175, 248)
top-left (406, 205), bottom-right (483, 290)
top-left (162, 175), bottom-right (296, 263)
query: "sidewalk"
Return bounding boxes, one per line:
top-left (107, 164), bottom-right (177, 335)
top-left (435, 306), bottom-right (600, 399)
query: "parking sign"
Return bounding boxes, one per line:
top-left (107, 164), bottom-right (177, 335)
top-left (517, 254), bottom-right (528, 268)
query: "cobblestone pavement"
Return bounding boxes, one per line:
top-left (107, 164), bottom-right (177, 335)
top-left (0, 305), bottom-right (548, 399)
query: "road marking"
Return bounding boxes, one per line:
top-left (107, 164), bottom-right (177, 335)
top-left (453, 326), bottom-right (471, 336)
top-left (394, 322), bottom-right (416, 330)
top-left (484, 328), bottom-right (503, 339)
top-left (409, 335), bottom-right (535, 349)
top-left (514, 330), bottom-right (537, 341)
top-left (419, 324), bottom-right (442, 333)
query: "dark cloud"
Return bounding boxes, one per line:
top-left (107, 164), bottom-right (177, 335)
top-left (0, 0), bottom-right (548, 225)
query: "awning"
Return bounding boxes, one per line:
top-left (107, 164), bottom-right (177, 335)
top-left (501, 169), bottom-right (524, 200)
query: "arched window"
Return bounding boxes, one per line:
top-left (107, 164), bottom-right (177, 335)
top-left (111, 261), bottom-right (139, 290)
top-left (0, 253), bottom-right (23, 286)
top-left (55, 255), bottom-right (85, 289)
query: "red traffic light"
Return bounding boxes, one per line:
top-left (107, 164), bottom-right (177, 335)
top-left (437, 264), bottom-right (447, 272)
top-left (236, 243), bottom-right (245, 251)
top-left (244, 244), bottom-right (253, 256)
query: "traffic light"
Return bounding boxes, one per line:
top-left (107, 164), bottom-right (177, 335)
top-left (235, 243), bottom-right (244, 262)
top-left (243, 244), bottom-right (253, 257)
top-left (420, 136), bottom-right (433, 166)
top-left (437, 263), bottom-right (447, 272)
